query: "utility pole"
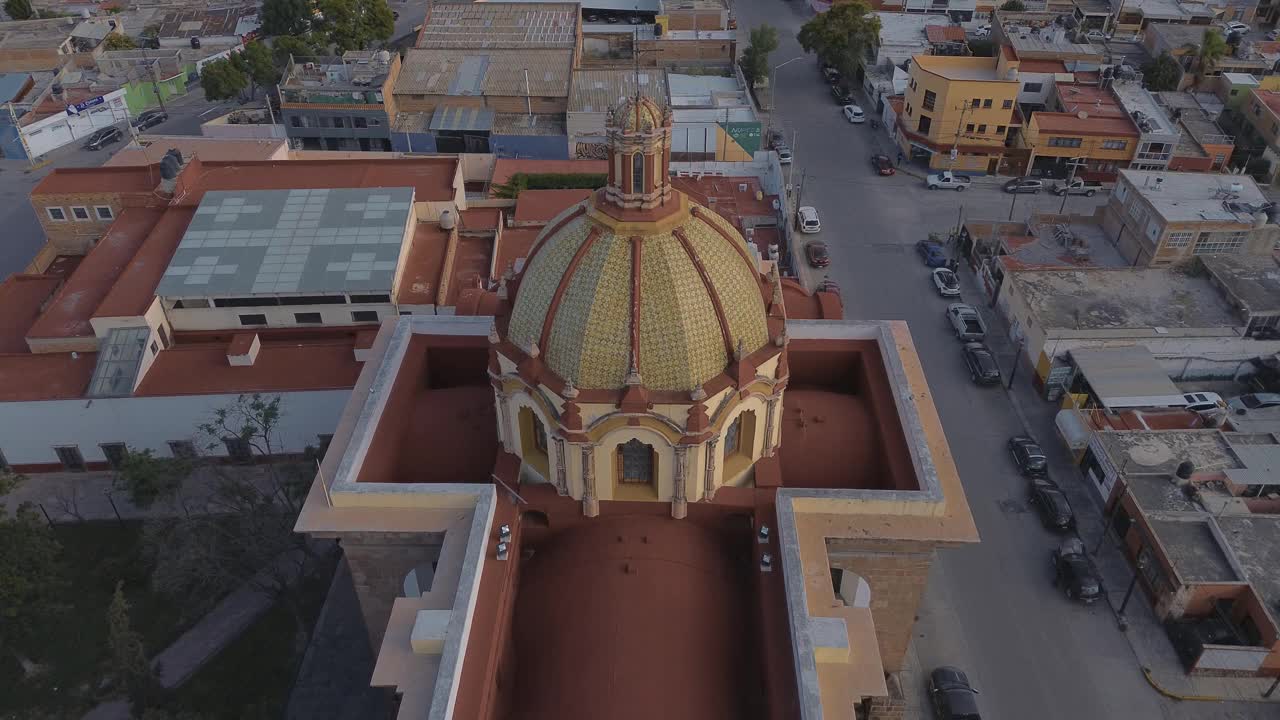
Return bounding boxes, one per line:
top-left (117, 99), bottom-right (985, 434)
top-left (1058, 156), bottom-right (1087, 213)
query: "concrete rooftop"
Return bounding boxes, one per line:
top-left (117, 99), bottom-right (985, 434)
top-left (1008, 267), bottom-right (1240, 332)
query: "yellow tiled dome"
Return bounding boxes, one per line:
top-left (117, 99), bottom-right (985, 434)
top-left (613, 95), bottom-right (666, 133)
top-left (506, 202), bottom-right (770, 391)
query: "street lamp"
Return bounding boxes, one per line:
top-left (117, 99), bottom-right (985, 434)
top-left (769, 56), bottom-right (806, 112)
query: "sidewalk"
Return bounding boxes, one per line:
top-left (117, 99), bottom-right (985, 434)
top-left (967, 267), bottom-right (1280, 706)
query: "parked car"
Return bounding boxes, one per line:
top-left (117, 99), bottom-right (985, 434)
top-left (1182, 391), bottom-right (1225, 413)
top-left (626, 13), bottom-right (642, 23)
top-left (82, 126), bottom-right (123, 150)
top-left (1003, 177), bottom-right (1045, 194)
top-left (973, 24), bottom-right (991, 38)
top-left (1052, 537), bottom-right (1101, 603)
top-left (776, 145), bottom-right (793, 164)
top-left (932, 267), bottom-right (960, 297)
top-left (929, 666), bottom-right (982, 720)
top-left (817, 278), bottom-right (841, 296)
top-left (821, 63), bottom-right (841, 83)
top-left (585, 13), bottom-right (602, 22)
top-left (830, 84), bottom-right (853, 104)
top-left (131, 109), bottom-right (168, 130)
top-left (1028, 477), bottom-right (1075, 531)
top-left (797, 206), bottom-right (822, 234)
top-left (926, 171), bottom-right (971, 191)
top-left (1228, 392), bottom-right (1280, 413)
top-left (870, 154), bottom-right (895, 175)
top-left (842, 104), bottom-right (866, 123)
top-left (767, 129), bottom-right (785, 149)
top-left (1008, 436), bottom-right (1047, 478)
top-left (916, 240), bottom-right (948, 267)
top-left (1224, 20), bottom-right (1250, 34)
top-left (805, 241), bottom-right (830, 268)
top-left (1268, 28), bottom-right (1280, 40)
top-left (1083, 29), bottom-right (1107, 41)
top-left (947, 303), bottom-right (987, 341)
top-left (1052, 178), bottom-right (1103, 196)
top-left (962, 342), bottom-right (1000, 385)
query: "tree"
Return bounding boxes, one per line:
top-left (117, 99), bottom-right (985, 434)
top-left (272, 33), bottom-right (323, 66)
top-left (797, 1), bottom-right (880, 81)
top-left (1141, 51), bottom-right (1182, 91)
top-left (738, 24), bottom-right (779, 88)
top-left (200, 57), bottom-right (249, 101)
top-left (999, 0), bottom-right (1026, 9)
top-left (0, 503), bottom-right (68, 667)
top-left (1196, 28), bottom-right (1228, 77)
top-left (113, 448), bottom-right (192, 510)
top-left (315, 0), bottom-right (394, 52)
top-left (103, 34), bottom-right (137, 51)
top-left (107, 581), bottom-right (160, 712)
top-left (3, 0), bottom-right (32, 20)
top-left (144, 395), bottom-right (325, 658)
top-left (261, 0), bottom-right (313, 36)
top-left (232, 42), bottom-right (281, 99)
top-left (0, 468), bottom-right (23, 497)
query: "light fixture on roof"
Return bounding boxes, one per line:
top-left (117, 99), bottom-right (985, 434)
top-left (760, 552), bottom-right (773, 572)
top-left (496, 541), bottom-right (509, 561)
top-left (498, 524), bottom-right (512, 543)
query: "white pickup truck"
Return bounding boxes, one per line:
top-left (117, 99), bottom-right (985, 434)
top-left (946, 303), bottom-right (987, 341)
top-left (1052, 179), bottom-right (1103, 197)
top-left (926, 171), bottom-right (971, 191)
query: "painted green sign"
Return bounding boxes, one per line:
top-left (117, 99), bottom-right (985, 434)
top-left (724, 121), bottom-right (762, 154)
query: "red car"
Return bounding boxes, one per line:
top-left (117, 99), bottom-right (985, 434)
top-left (806, 241), bottom-right (830, 268)
top-left (870, 154), bottom-right (896, 176)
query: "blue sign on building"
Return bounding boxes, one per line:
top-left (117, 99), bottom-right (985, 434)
top-left (65, 95), bottom-right (105, 116)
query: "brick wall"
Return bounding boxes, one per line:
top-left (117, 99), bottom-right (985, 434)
top-left (32, 192), bottom-right (121, 255)
top-left (866, 673), bottom-right (906, 720)
top-left (828, 539), bottom-right (937, 672)
top-left (340, 530), bottom-right (446, 650)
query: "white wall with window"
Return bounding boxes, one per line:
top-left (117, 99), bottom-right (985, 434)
top-left (21, 89), bottom-right (129, 158)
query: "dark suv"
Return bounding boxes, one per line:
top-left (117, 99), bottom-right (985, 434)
top-left (1052, 537), bottom-right (1101, 603)
top-left (83, 126), bottom-right (123, 150)
top-left (1028, 478), bottom-right (1075, 531)
top-left (962, 342), bottom-right (1000, 385)
top-left (1008, 436), bottom-right (1047, 477)
top-left (929, 666), bottom-right (981, 719)
top-left (132, 109), bottom-right (168, 130)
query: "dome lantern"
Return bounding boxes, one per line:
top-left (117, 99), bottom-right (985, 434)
top-left (604, 95), bottom-right (673, 211)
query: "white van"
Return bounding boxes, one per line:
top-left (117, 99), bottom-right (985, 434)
top-left (1181, 392), bottom-right (1225, 413)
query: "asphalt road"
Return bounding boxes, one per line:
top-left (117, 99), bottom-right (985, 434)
top-left (735, 1), bottom-right (1275, 718)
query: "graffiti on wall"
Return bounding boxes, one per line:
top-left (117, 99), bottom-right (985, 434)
top-left (575, 142), bottom-right (609, 159)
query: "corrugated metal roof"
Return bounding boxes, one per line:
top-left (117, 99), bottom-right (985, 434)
top-left (417, 2), bottom-right (580, 49)
top-left (397, 48), bottom-right (572, 97)
top-left (568, 69), bottom-right (668, 113)
top-left (430, 106), bottom-right (496, 131)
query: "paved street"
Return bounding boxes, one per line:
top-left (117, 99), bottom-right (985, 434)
top-left (734, 0), bottom-right (1276, 718)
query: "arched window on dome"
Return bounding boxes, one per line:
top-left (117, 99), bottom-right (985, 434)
top-left (632, 152), bottom-right (645, 194)
top-left (518, 406), bottom-right (550, 479)
top-left (615, 438), bottom-right (657, 500)
top-left (723, 411), bottom-right (757, 484)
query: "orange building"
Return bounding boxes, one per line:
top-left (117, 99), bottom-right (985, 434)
top-left (296, 98), bottom-right (979, 720)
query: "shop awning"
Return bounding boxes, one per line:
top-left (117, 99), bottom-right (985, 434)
top-left (1070, 346), bottom-right (1183, 410)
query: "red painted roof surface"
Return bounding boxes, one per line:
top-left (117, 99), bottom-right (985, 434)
top-left (395, 223), bottom-right (450, 305)
top-left (0, 352), bottom-right (94, 401)
top-left (1254, 89), bottom-right (1280, 117)
top-left (1035, 111), bottom-right (1138, 137)
top-left (508, 515), bottom-right (766, 720)
top-left (672, 175), bottom-right (778, 222)
top-left (489, 158), bottom-right (608, 195)
top-left (395, 385), bottom-right (498, 482)
top-left (134, 339), bottom-right (362, 396)
top-left (194, 158), bottom-right (458, 201)
top-left (492, 226), bottom-right (541, 279)
top-left (94, 206), bottom-right (196, 318)
top-left (27, 207), bottom-right (166, 339)
top-left (512, 189), bottom-right (591, 224)
top-left (926, 25), bottom-right (967, 43)
top-left (459, 208), bottom-right (500, 231)
top-left (32, 165), bottom-right (158, 195)
top-left (0, 275), bottom-right (62, 353)
top-left (446, 235), bottom-right (492, 307)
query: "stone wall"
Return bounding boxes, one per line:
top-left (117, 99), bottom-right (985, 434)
top-left (866, 672), bottom-right (906, 720)
top-left (340, 530), bottom-right (446, 650)
top-left (828, 539), bottom-right (937, 672)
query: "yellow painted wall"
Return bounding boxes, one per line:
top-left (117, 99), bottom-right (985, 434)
top-left (901, 56), bottom-right (1019, 151)
top-left (1024, 123), bottom-right (1137, 164)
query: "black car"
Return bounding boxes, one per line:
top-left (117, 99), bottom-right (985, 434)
top-left (82, 126), bottom-right (123, 150)
top-left (830, 84), bottom-right (853, 104)
top-left (962, 342), bottom-right (1000, 385)
top-left (929, 666), bottom-right (981, 720)
top-left (1007, 436), bottom-right (1047, 477)
top-left (132, 109), bottom-right (168, 130)
top-left (1002, 178), bottom-right (1045, 194)
top-left (870, 153), bottom-right (896, 176)
top-left (1052, 537), bottom-right (1101, 603)
top-left (1028, 478), bottom-right (1075, 531)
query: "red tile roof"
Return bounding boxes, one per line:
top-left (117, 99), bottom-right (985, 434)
top-left (460, 208), bottom-right (501, 231)
top-left (32, 165), bottom-right (158, 195)
top-left (94, 206), bottom-right (196, 318)
top-left (493, 226), bottom-right (542, 279)
top-left (0, 275), bottom-right (62, 353)
top-left (512, 188), bottom-right (591, 225)
top-left (926, 25), bottom-right (967, 43)
top-left (27, 207), bottom-right (166, 339)
top-left (1253, 89), bottom-right (1280, 117)
top-left (0, 352), bottom-right (94, 401)
top-left (194, 158), bottom-right (459, 202)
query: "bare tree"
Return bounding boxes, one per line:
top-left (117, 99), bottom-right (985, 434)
top-left (49, 481), bottom-right (86, 522)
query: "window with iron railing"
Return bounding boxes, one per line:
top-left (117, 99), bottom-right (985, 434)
top-left (1193, 230), bottom-right (1248, 255)
top-left (923, 90), bottom-right (936, 111)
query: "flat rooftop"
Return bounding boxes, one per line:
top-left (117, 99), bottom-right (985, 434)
top-left (1151, 518), bottom-right (1240, 583)
top-left (0, 17), bottom-right (76, 49)
top-left (911, 55), bottom-right (1013, 82)
top-left (1147, 22), bottom-right (1219, 49)
top-left (1218, 515), bottom-right (1280, 621)
top-left (155, 5), bottom-right (257, 39)
top-left (1110, 80), bottom-right (1177, 135)
top-left (1008, 267), bottom-right (1240, 331)
top-left (397, 48), bottom-right (572, 97)
top-left (1199, 255), bottom-right (1280, 317)
top-left (416, 2), bottom-right (579, 49)
top-left (875, 12), bottom-right (950, 47)
top-left (1119, 169), bottom-right (1269, 223)
top-left (569, 68), bottom-right (667, 113)
top-left (1094, 429), bottom-right (1244, 476)
top-left (1126, 473), bottom-right (1202, 513)
top-left (156, 187), bottom-right (414, 298)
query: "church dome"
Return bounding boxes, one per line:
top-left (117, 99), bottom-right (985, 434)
top-left (613, 95), bottom-right (666, 133)
top-left (506, 201), bottom-right (771, 391)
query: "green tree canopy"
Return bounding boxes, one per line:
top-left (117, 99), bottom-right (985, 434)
top-left (272, 33), bottom-right (324, 65)
top-left (113, 448), bottom-right (192, 510)
top-left (261, 0), bottom-right (313, 36)
top-left (0, 503), bottom-right (68, 660)
top-left (3, 0), bottom-right (33, 20)
top-left (1141, 51), bottom-right (1181, 91)
top-left (999, 0), bottom-right (1026, 10)
top-left (103, 34), bottom-right (137, 51)
top-left (232, 42), bottom-right (281, 98)
top-left (1196, 28), bottom-right (1228, 75)
top-left (739, 24), bottom-right (779, 87)
top-left (315, 0), bottom-right (394, 52)
top-left (200, 57), bottom-right (249, 101)
top-left (797, 1), bottom-right (880, 80)
top-left (107, 581), bottom-right (160, 712)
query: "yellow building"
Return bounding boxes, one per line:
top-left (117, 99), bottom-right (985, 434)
top-left (898, 51), bottom-right (1021, 174)
top-left (1018, 83), bottom-right (1138, 179)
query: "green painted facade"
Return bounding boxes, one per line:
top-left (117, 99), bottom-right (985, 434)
top-left (122, 70), bottom-right (191, 115)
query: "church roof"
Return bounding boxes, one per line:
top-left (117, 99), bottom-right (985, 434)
top-left (505, 198), bottom-right (770, 391)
